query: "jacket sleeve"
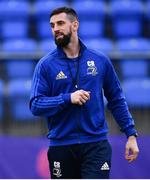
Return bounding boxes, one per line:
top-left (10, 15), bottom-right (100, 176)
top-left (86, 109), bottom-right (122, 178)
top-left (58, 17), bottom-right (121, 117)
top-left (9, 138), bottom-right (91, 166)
top-left (103, 57), bottom-right (137, 137)
top-left (29, 61), bottom-right (71, 118)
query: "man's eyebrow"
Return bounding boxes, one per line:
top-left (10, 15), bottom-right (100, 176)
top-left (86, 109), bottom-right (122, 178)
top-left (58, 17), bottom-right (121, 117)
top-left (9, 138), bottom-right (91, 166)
top-left (50, 20), bottom-right (65, 24)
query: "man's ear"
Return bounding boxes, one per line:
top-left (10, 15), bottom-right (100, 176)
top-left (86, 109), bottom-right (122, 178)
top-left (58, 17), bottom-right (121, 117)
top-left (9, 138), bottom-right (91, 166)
top-left (72, 21), bottom-right (79, 32)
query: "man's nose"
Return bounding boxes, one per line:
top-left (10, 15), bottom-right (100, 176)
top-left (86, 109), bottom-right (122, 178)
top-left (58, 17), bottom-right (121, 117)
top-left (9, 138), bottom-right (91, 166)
top-left (53, 25), bottom-right (60, 32)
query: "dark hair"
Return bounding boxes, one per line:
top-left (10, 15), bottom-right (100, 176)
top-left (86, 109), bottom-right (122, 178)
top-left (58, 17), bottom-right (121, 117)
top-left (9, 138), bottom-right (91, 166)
top-left (50, 6), bottom-right (78, 22)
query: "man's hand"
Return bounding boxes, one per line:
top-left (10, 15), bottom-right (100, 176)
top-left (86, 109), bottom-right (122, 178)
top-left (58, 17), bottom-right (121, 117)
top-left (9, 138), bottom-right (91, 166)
top-left (125, 135), bottom-right (139, 162)
top-left (71, 90), bottom-right (90, 105)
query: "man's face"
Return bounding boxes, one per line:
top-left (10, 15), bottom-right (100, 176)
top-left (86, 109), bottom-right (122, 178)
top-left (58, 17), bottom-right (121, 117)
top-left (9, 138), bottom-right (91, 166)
top-left (50, 13), bottom-right (73, 47)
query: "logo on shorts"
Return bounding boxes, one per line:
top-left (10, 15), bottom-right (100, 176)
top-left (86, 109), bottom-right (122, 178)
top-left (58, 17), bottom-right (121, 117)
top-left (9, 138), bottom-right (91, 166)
top-left (53, 161), bottom-right (62, 177)
top-left (101, 162), bottom-right (110, 170)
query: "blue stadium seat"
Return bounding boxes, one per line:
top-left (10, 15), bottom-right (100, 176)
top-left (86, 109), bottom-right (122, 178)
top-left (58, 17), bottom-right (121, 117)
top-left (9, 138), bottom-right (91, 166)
top-left (147, 1), bottom-right (150, 19)
top-left (0, 1), bottom-right (30, 21)
top-left (34, 1), bottom-right (68, 20)
top-left (120, 60), bottom-right (148, 79)
top-left (2, 39), bottom-right (37, 53)
top-left (72, 0), bottom-right (105, 21)
top-left (2, 39), bottom-right (37, 79)
top-left (110, 0), bottom-right (144, 38)
top-left (39, 39), bottom-right (56, 53)
top-left (0, 80), bottom-right (4, 120)
top-left (117, 38), bottom-right (150, 79)
top-left (7, 80), bottom-right (37, 121)
top-left (1, 21), bottom-right (28, 39)
top-left (147, 1), bottom-right (150, 33)
top-left (5, 60), bottom-right (34, 80)
top-left (84, 38), bottom-right (114, 54)
top-left (36, 21), bottom-right (53, 39)
top-left (0, 1), bottom-right (30, 39)
top-left (116, 38), bottom-right (150, 52)
top-left (112, 20), bottom-right (142, 38)
top-left (79, 21), bottom-right (104, 39)
top-left (72, 1), bottom-right (106, 38)
top-left (122, 79), bottom-right (150, 107)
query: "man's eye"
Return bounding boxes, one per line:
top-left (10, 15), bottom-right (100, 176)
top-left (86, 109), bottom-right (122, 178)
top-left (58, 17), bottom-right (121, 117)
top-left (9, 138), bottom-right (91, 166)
top-left (51, 24), bottom-right (54, 28)
top-left (58, 22), bottom-right (64, 25)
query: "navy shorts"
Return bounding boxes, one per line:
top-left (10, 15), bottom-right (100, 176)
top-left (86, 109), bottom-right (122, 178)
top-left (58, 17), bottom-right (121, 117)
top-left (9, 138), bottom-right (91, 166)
top-left (47, 140), bottom-right (112, 179)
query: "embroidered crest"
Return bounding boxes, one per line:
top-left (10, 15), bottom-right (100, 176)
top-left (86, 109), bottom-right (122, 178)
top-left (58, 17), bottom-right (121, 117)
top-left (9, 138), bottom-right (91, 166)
top-left (87, 60), bottom-right (98, 76)
top-left (53, 161), bottom-right (62, 177)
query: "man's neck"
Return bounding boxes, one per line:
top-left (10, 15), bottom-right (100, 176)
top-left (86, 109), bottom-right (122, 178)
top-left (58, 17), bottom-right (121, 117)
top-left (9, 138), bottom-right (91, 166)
top-left (63, 38), bottom-right (80, 59)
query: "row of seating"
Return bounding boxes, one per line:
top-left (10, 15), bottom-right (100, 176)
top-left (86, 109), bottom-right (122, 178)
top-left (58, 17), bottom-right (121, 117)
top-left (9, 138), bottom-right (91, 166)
top-left (1, 59), bottom-right (149, 80)
top-left (0, 78), bottom-right (150, 121)
top-left (1, 0), bottom-right (150, 20)
top-left (1, 20), bottom-right (149, 39)
top-left (0, 0), bottom-right (150, 39)
top-left (1, 38), bottom-right (150, 54)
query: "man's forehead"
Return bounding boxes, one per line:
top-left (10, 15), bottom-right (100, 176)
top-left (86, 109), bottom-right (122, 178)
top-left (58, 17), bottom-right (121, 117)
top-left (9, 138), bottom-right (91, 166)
top-left (50, 13), bottom-right (68, 23)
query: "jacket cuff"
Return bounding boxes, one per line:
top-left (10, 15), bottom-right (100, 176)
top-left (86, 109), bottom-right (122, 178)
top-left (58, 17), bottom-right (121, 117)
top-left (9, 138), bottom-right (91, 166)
top-left (62, 93), bottom-right (71, 104)
top-left (124, 126), bottom-right (137, 138)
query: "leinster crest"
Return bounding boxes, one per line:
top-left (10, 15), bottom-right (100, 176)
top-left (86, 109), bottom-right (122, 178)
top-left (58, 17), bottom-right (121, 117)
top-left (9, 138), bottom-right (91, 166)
top-left (53, 161), bottom-right (62, 177)
top-left (87, 60), bottom-right (98, 76)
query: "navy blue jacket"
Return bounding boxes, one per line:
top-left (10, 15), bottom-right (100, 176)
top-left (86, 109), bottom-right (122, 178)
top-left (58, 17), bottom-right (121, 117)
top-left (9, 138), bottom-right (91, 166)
top-left (30, 40), bottom-right (137, 146)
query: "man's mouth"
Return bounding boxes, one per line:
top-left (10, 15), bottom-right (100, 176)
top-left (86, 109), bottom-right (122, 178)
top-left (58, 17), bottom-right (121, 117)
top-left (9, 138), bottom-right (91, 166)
top-left (55, 33), bottom-right (64, 39)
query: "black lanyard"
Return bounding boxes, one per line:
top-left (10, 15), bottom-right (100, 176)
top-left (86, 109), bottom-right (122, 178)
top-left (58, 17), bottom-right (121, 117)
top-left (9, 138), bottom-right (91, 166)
top-left (67, 58), bottom-right (80, 89)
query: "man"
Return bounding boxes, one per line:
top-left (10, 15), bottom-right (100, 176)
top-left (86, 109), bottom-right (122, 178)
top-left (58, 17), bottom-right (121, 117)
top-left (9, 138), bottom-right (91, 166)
top-left (30, 7), bottom-right (139, 179)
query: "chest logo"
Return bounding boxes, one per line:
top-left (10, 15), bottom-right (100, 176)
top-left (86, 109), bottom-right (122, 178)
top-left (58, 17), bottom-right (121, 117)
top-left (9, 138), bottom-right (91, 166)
top-left (56, 71), bottom-right (67, 80)
top-left (87, 60), bottom-right (98, 76)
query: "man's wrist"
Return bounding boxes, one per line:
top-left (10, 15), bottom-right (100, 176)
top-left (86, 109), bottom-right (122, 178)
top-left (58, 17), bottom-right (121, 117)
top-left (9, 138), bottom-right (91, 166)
top-left (62, 93), bottom-right (71, 104)
top-left (128, 133), bottom-right (138, 138)
top-left (124, 126), bottom-right (138, 138)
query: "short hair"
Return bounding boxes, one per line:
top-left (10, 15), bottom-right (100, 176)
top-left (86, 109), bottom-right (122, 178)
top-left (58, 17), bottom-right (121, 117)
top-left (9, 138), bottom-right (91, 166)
top-left (50, 6), bottom-right (78, 22)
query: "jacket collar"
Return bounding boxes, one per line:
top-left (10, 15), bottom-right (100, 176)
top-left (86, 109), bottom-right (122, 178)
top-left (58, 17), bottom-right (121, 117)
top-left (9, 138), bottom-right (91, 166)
top-left (56, 39), bottom-right (87, 59)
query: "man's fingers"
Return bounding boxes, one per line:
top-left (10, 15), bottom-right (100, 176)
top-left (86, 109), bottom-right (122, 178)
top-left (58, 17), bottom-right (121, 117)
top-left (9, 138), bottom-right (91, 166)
top-left (81, 91), bottom-right (90, 99)
top-left (125, 146), bottom-right (129, 157)
top-left (132, 149), bottom-right (139, 160)
top-left (80, 97), bottom-right (87, 104)
top-left (78, 90), bottom-right (91, 105)
top-left (126, 154), bottom-right (135, 162)
top-left (78, 95), bottom-right (88, 105)
top-left (133, 150), bottom-right (139, 158)
top-left (126, 155), bottom-right (137, 163)
top-left (78, 101), bottom-right (83, 105)
top-left (80, 94), bottom-right (89, 101)
top-left (125, 148), bottom-right (139, 162)
top-left (71, 90), bottom-right (91, 105)
top-left (126, 155), bottom-right (138, 162)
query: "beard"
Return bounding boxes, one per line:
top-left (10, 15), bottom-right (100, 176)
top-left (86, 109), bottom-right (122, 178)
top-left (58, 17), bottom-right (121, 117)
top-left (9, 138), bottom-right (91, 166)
top-left (54, 32), bottom-right (71, 48)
